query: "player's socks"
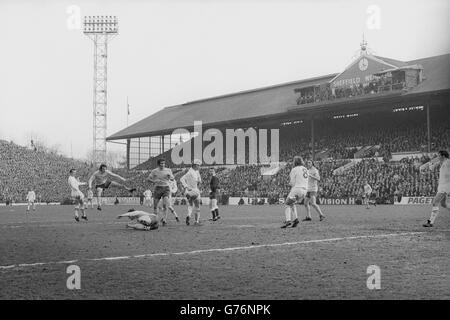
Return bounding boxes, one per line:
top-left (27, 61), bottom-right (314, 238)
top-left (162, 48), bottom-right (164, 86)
top-left (291, 205), bottom-right (298, 220)
top-left (169, 207), bottom-right (179, 222)
top-left (305, 205), bottom-right (311, 220)
top-left (186, 216), bottom-right (190, 225)
top-left (215, 208), bottom-right (220, 219)
top-left (194, 210), bottom-right (200, 224)
top-left (429, 207), bottom-right (439, 224)
top-left (211, 209), bottom-right (216, 220)
top-left (162, 208), bottom-right (168, 223)
top-left (284, 207), bottom-right (291, 222)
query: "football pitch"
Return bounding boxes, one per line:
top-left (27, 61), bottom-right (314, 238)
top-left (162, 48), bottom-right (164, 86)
top-left (0, 204), bottom-right (449, 300)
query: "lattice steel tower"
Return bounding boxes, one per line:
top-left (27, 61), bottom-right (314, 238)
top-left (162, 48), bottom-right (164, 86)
top-left (83, 16), bottom-right (118, 165)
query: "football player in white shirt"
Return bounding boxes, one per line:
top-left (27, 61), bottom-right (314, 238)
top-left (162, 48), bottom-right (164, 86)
top-left (281, 156), bottom-right (308, 228)
top-left (26, 188), bottom-right (36, 213)
top-left (117, 208), bottom-right (159, 231)
top-left (363, 181), bottom-right (374, 209)
top-left (423, 150), bottom-right (450, 227)
top-left (303, 160), bottom-right (325, 221)
top-left (68, 169), bottom-right (87, 222)
top-left (88, 164), bottom-right (136, 211)
top-left (86, 188), bottom-right (94, 209)
top-left (180, 159), bottom-right (202, 225)
top-left (143, 189), bottom-right (153, 207)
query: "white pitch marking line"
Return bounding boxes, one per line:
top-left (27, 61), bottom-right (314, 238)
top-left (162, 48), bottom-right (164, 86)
top-left (0, 231), bottom-right (425, 270)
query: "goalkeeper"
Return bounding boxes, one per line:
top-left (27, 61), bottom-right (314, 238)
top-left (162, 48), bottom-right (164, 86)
top-left (117, 209), bottom-right (159, 231)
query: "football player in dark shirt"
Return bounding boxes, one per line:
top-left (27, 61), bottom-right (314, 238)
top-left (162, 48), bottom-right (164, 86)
top-left (209, 168), bottom-right (220, 221)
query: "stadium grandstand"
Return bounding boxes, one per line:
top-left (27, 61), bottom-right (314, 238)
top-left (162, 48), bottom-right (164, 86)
top-left (107, 43), bottom-right (450, 169)
top-left (1, 42), bottom-right (449, 205)
top-left (102, 43), bottom-right (449, 204)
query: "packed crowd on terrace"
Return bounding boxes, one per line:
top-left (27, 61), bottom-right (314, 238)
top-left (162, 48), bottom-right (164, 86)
top-left (0, 138), bottom-right (442, 205)
top-left (0, 140), bottom-right (94, 204)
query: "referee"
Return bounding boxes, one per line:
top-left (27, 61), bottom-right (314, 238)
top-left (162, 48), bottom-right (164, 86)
top-left (209, 168), bottom-right (220, 221)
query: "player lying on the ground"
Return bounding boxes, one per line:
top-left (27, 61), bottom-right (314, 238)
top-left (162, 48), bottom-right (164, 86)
top-left (209, 168), bottom-right (220, 221)
top-left (117, 208), bottom-right (159, 230)
top-left (88, 164), bottom-right (136, 211)
top-left (423, 150), bottom-right (450, 227)
top-left (303, 160), bottom-right (325, 221)
top-left (281, 156), bottom-right (307, 228)
top-left (180, 159), bottom-right (202, 226)
top-left (148, 158), bottom-right (175, 226)
top-left (26, 188), bottom-right (36, 213)
top-left (68, 168), bottom-right (88, 222)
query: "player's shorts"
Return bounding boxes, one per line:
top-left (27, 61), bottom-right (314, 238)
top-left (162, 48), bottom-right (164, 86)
top-left (306, 191), bottom-right (317, 198)
top-left (209, 190), bottom-right (217, 199)
top-left (27, 199), bottom-right (36, 203)
top-left (96, 181), bottom-right (112, 189)
top-left (154, 186), bottom-right (170, 201)
top-left (186, 189), bottom-right (201, 201)
top-left (363, 192), bottom-right (371, 199)
top-left (437, 184), bottom-right (450, 194)
top-left (71, 191), bottom-right (85, 204)
top-left (287, 187), bottom-right (307, 201)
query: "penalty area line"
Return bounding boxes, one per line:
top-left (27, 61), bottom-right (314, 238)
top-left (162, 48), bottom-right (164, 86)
top-left (0, 231), bottom-right (426, 270)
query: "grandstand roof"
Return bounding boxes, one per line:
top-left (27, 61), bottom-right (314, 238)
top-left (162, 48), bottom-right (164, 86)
top-left (107, 53), bottom-right (450, 141)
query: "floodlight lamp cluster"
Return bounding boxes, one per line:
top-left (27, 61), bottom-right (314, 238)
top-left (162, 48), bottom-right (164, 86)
top-left (83, 15), bottom-right (118, 34)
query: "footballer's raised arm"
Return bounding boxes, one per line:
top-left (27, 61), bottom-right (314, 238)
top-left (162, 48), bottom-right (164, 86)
top-left (147, 170), bottom-right (156, 183)
top-left (107, 170), bottom-right (127, 182)
top-left (168, 168), bottom-right (175, 181)
top-left (117, 211), bottom-right (145, 220)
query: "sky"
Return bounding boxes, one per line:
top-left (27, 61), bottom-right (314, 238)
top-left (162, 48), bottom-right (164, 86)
top-left (1, 0), bottom-right (449, 160)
